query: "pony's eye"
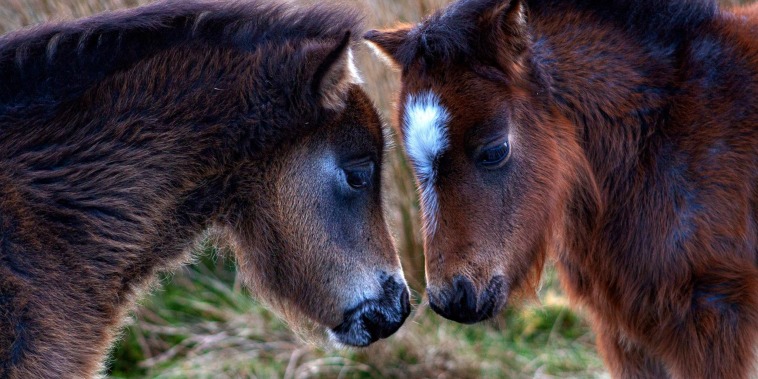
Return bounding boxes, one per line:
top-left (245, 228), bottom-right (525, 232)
top-left (344, 162), bottom-right (374, 190)
top-left (478, 141), bottom-right (511, 169)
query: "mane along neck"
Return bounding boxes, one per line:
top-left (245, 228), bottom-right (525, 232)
top-left (526, 0), bottom-right (718, 41)
top-left (529, 8), bottom-right (683, 183)
top-left (0, 0), bottom-right (362, 287)
top-left (522, 0), bottom-right (703, 263)
top-left (0, 0), bottom-right (360, 114)
top-left (529, 0), bottom-right (757, 274)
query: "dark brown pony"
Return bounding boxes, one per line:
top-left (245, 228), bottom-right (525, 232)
top-left (0, 1), bottom-right (412, 377)
top-left (366, 0), bottom-right (757, 377)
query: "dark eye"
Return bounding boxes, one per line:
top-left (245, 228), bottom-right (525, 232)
top-left (478, 141), bottom-right (511, 169)
top-left (344, 161), bottom-right (374, 190)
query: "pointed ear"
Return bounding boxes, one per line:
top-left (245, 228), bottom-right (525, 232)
top-left (306, 31), bottom-right (360, 111)
top-left (481, 0), bottom-right (527, 39)
top-left (478, 0), bottom-right (529, 71)
top-left (442, 0), bottom-right (529, 73)
top-left (447, 0), bottom-right (526, 34)
top-left (363, 26), bottom-right (412, 68)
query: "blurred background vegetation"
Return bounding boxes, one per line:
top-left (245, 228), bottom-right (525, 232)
top-left (0, 0), bottom-right (753, 378)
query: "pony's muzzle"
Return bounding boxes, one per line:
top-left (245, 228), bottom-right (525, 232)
top-left (428, 275), bottom-right (508, 324)
top-left (330, 275), bottom-right (411, 347)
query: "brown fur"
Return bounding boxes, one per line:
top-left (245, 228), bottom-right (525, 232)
top-left (367, 0), bottom-right (758, 377)
top-left (0, 1), bottom-right (410, 377)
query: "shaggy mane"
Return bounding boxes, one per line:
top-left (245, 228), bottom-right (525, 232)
top-left (531, 0), bottom-right (719, 39)
top-left (396, 0), bottom-right (719, 69)
top-left (0, 0), bottom-right (362, 112)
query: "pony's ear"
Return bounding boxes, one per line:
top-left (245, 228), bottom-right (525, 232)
top-left (307, 31), bottom-right (361, 111)
top-left (480, 0), bottom-right (526, 29)
top-left (442, 0), bottom-right (529, 73)
top-left (477, 0), bottom-right (529, 73)
top-left (363, 26), bottom-right (412, 68)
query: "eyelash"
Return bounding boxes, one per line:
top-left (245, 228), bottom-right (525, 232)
top-left (478, 141), bottom-right (511, 168)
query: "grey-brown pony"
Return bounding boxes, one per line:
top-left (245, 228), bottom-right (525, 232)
top-left (0, 1), bottom-right (411, 377)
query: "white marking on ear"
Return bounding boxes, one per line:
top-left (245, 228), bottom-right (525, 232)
top-left (515, 4), bottom-right (527, 27)
top-left (346, 48), bottom-right (363, 84)
top-left (403, 91), bottom-right (450, 235)
top-left (319, 47), bottom-right (361, 111)
top-left (364, 40), bottom-right (398, 68)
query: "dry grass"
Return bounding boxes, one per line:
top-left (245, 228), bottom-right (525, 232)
top-left (1, 0), bottom-right (754, 378)
top-left (109, 252), bottom-right (605, 379)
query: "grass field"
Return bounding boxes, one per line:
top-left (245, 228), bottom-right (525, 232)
top-left (103, 249), bottom-right (605, 379)
top-left (0, 0), bottom-right (753, 377)
top-left (104, 247), bottom-right (605, 379)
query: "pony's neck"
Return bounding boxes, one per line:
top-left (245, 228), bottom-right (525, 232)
top-left (527, 22), bottom-right (678, 265)
top-left (530, 20), bottom-right (677, 186)
top-left (4, 45), bottom-right (256, 269)
top-left (528, 12), bottom-right (689, 287)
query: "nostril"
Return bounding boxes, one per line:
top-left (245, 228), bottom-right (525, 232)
top-left (430, 276), bottom-right (508, 324)
top-left (380, 274), bottom-right (404, 294)
top-left (400, 287), bottom-right (411, 316)
top-left (348, 276), bottom-right (412, 342)
top-left (331, 275), bottom-right (412, 347)
top-left (360, 308), bottom-right (384, 335)
top-left (480, 275), bottom-right (507, 319)
top-left (451, 275), bottom-right (477, 315)
top-left (360, 307), bottom-right (397, 340)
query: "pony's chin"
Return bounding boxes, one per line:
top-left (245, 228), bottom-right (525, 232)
top-left (326, 328), bottom-right (375, 348)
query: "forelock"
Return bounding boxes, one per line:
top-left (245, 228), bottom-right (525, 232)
top-left (390, 1), bottom-right (492, 69)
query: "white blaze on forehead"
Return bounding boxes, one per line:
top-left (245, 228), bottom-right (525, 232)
top-left (403, 91), bottom-right (450, 234)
